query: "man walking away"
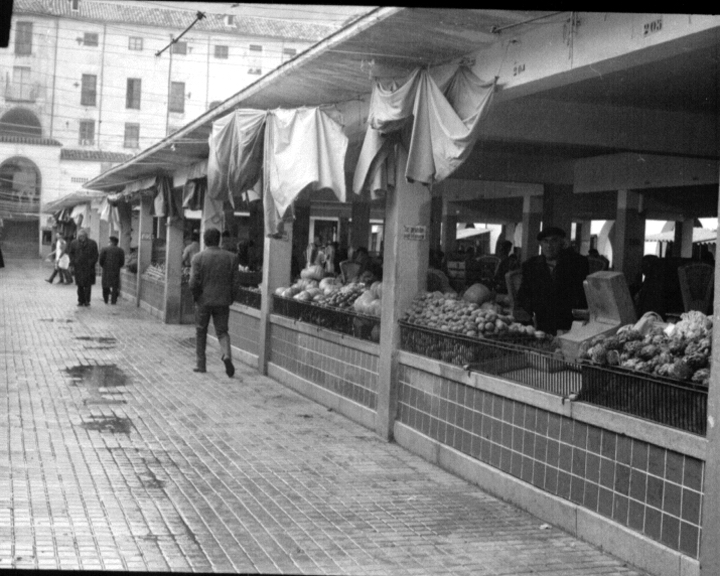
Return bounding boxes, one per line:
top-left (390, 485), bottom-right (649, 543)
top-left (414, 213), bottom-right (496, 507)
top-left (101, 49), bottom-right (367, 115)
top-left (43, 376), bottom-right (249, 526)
top-left (189, 228), bottom-right (240, 377)
top-left (67, 229), bottom-right (99, 307)
top-left (99, 236), bottom-right (125, 304)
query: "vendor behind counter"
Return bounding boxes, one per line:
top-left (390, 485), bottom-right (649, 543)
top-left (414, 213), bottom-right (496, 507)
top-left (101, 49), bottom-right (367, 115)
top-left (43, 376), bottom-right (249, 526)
top-left (632, 256), bottom-right (703, 319)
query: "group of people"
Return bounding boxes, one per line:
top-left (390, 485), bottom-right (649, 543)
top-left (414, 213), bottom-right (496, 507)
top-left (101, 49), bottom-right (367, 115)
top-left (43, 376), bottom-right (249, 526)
top-left (45, 230), bottom-right (125, 306)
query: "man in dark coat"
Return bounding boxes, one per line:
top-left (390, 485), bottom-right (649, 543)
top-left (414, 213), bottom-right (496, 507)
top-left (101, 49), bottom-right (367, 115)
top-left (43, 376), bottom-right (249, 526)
top-left (99, 236), bottom-right (125, 305)
top-left (189, 227), bottom-right (240, 377)
top-left (67, 228), bottom-right (99, 307)
top-left (517, 226), bottom-right (589, 335)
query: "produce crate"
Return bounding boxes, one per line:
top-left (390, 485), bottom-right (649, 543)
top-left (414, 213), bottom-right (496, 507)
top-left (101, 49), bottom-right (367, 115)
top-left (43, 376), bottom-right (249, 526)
top-left (399, 321), bottom-right (581, 397)
top-left (578, 364), bottom-right (707, 435)
top-left (235, 287), bottom-right (261, 309)
top-left (273, 295), bottom-right (380, 342)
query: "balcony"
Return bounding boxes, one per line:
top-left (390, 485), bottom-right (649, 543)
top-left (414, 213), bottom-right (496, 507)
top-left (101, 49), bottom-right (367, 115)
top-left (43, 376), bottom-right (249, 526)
top-left (4, 83), bottom-right (40, 102)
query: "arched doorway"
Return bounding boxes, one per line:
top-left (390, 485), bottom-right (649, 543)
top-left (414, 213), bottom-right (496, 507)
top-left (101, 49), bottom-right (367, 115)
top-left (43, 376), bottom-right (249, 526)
top-left (0, 108), bottom-right (42, 138)
top-left (0, 156), bottom-right (42, 258)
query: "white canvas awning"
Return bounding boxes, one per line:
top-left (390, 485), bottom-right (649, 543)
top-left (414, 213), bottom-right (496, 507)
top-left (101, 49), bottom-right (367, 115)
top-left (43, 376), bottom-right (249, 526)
top-left (646, 228), bottom-right (718, 244)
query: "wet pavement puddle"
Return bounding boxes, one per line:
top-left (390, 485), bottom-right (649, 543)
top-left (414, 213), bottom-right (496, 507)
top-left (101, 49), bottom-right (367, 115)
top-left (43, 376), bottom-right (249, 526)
top-left (64, 364), bottom-right (129, 406)
top-left (79, 415), bottom-right (133, 434)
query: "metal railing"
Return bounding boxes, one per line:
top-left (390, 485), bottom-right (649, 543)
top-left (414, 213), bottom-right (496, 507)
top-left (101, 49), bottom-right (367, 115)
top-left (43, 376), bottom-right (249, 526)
top-left (273, 295), bottom-right (380, 342)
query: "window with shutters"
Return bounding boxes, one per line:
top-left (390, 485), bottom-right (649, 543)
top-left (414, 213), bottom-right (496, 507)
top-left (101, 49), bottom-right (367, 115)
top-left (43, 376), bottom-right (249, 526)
top-left (126, 78), bottom-right (141, 109)
top-left (169, 82), bottom-right (185, 113)
top-left (78, 120), bottom-right (95, 145)
top-left (124, 123), bottom-right (140, 148)
top-left (248, 44), bottom-right (262, 75)
top-left (83, 32), bottom-right (98, 46)
top-left (80, 74), bottom-right (97, 106)
top-left (8, 67), bottom-right (33, 101)
top-left (15, 22), bottom-right (33, 55)
top-left (214, 45), bottom-right (228, 59)
top-left (128, 36), bottom-right (143, 51)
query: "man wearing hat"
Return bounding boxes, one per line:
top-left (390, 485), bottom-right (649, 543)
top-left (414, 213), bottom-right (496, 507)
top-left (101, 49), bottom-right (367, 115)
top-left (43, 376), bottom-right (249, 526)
top-left (517, 226), bottom-right (589, 335)
top-left (99, 236), bottom-right (125, 305)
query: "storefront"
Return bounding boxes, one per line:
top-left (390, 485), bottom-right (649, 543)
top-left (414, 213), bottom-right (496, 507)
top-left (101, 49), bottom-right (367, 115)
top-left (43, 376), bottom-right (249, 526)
top-left (82, 10), bottom-right (720, 576)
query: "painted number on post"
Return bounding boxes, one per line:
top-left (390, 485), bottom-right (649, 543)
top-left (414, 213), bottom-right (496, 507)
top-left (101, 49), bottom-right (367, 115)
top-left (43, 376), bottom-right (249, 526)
top-left (513, 63), bottom-right (526, 77)
top-left (643, 18), bottom-right (662, 36)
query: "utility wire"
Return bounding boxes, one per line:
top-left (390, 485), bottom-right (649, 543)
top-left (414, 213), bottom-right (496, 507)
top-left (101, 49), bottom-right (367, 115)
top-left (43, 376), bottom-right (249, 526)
top-left (155, 10), bottom-right (206, 57)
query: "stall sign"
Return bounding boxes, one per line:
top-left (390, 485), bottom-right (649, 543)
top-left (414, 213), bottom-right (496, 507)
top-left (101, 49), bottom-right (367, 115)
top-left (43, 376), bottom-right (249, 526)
top-left (403, 225), bottom-right (427, 241)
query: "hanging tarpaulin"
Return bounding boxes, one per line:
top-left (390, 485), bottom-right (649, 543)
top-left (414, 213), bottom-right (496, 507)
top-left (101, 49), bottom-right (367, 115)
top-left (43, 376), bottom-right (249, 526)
top-left (152, 188), bottom-right (166, 217)
top-left (264, 107), bottom-right (348, 235)
top-left (70, 204), bottom-right (89, 226)
top-left (207, 106), bottom-right (348, 237)
top-left (353, 65), bottom-right (496, 195)
top-left (182, 178), bottom-right (205, 210)
top-left (207, 109), bottom-right (267, 206)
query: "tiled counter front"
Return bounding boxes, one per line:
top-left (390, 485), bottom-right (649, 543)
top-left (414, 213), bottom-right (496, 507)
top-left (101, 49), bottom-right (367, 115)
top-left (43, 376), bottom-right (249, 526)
top-left (120, 269), bottom-right (137, 301)
top-left (139, 275), bottom-right (165, 319)
top-left (228, 303), bottom-right (261, 366)
top-left (395, 350), bottom-right (705, 576)
top-left (268, 314), bottom-right (379, 430)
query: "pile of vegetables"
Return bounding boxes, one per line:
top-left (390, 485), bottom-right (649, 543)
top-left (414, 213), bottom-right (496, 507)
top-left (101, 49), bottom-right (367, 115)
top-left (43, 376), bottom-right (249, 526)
top-left (143, 262), bottom-right (166, 281)
top-left (401, 291), bottom-right (544, 340)
top-left (578, 311), bottom-right (712, 385)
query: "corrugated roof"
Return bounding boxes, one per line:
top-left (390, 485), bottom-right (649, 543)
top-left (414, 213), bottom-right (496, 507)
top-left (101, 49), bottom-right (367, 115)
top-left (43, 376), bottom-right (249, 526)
top-left (60, 149), bottom-right (134, 162)
top-left (0, 134), bottom-right (62, 146)
top-left (14, 0), bottom-right (339, 42)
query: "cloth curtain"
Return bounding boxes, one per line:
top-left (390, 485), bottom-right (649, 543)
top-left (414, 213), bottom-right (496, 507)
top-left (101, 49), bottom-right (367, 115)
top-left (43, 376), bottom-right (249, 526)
top-left (182, 178), bottom-right (206, 210)
top-left (353, 66), bottom-right (496, 195)
top-left (70, 204), bottom-right (88, 226)
top-left (207, 106), bottom-right (348, 237)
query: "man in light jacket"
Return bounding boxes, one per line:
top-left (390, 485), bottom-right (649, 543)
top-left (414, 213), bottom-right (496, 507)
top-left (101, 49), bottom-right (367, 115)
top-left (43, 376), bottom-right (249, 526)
top-left (189, 228), bottom-right (240, 377)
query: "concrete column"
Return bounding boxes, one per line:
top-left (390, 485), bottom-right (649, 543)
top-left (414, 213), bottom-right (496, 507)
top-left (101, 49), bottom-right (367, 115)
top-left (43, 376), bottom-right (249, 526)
top-left (351, 200), bottom-right (371, 250)
top-left (442, 203), bottom-right (458, 256)
top-left (338, 216), bottom-right (350, 254)
top-left (613, 190), bottom-right (645, 283)
top-left (163, 203), bottom-right (183, 324)
top-left (136, 194), bottom-right (154, 306)
top-left (429, 194), bottom-right (443, 252)
top-left (376, 145), bottom-right (431, 441)
top-left (577, 219), bottom-right (592, 255)
top-left (542, 183), bottom-right (573, 235)
top-left (673, 217), bottom-right (694, 258)
top-left (700, 176), bottom-right (720, 576)
top-left (258, 222), bottom-right (293, 375)
top-left (521, 195), bottom-right (543, 262)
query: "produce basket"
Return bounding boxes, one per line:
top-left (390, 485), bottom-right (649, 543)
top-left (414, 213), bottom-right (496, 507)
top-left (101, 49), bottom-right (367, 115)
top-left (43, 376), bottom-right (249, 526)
top-left (399, 321), bottom-right (581, 397)
top-left (578, 364), bottom-right (707, 435)
top-left (273, 295), bottom-right (380, 342)
top-left (234, 287), bottom-right (261, 309)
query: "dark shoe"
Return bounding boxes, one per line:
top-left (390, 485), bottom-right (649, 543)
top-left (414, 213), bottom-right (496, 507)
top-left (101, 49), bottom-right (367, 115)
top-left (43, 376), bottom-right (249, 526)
top-left (222, 356), bottom-right (235, 378)
top-left (104, 300), bottom-right (108, 304)
top-left (77, 303), bottom-right (84, 306)
top-left (45, 279), bottom-right (52, 284)
top-left (111, 301), bottom-right (117, 305)
top-left (193, 367), bottom-right (206, 373)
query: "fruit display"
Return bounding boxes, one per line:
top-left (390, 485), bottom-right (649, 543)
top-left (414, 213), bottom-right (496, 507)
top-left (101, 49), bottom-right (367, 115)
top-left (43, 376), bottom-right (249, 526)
top-left (401, 291), bottom-right (545, 340)
top-left (143, 262), bottom-right (166, 281)
top-left (578, 310), bottom-right (712, 385)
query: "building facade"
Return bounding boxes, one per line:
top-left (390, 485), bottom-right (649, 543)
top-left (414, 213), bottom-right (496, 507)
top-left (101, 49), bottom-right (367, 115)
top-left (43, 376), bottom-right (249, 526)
top-left (0, 0), bottom-right (336, 256)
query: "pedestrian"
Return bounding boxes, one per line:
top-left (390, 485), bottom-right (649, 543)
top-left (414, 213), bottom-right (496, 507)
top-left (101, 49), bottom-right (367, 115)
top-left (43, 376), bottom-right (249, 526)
top-left (45, 234), bottom-right (72, 284)
top-left (189, 227), bottom-right (240, 377)
top-left (98, 236), bottom-right (125, 305)
top-left (220, 230), bottom-right (237, 253)
top-left (517, 226), bottom-right (589, 335)
top-left (182, 231), bottom-right (201, 268)
top-left (66, 228), bottom-right (99, 307)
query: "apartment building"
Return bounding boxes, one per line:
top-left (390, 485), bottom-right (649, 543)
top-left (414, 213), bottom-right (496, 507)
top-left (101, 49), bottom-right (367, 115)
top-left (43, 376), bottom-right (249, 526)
top-left (0, 0), bottom-right (337, 256)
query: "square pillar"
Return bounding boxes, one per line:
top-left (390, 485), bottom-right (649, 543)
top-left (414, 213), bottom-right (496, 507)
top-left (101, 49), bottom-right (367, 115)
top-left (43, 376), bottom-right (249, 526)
top-left (576, 219), bottom-right (592, 255)
top-left (700, 175), bottom-right (720, 576)
top-left (442, 202), bottom-right (457, 256)
top-left (293, 202), bottom-right (311, 269)
top-left (429, 194), bottom-right (443, 252)
top-left (163, 203), bottom-right (184, 324)
top-left (542, 183), bottom-right (573, 235)
top-left (258, 222), bottom-right (293, 375)
top-left (117, 200), bottom-right (133, 257)
top-left (521, 195), bottom-right (543, 262)
top-left (351, 200), bottom-right (371, 250)
top-left (376, 146), bottom-right (431, 441)
top-left (614, 190), bottom-right (645, 282)
top-left (136, 194), bottom-right (154, 306)
top-left (673, 217), bottom-right (694, 259)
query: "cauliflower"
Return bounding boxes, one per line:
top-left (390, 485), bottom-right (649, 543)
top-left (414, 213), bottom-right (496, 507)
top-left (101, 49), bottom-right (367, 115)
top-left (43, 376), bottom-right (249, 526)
top-left (692, 368), bottom-right (711, 386)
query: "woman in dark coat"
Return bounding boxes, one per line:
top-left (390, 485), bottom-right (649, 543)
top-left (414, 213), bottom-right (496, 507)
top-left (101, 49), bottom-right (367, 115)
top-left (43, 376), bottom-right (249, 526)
top-left (67, 229), bottom-right (99, 306)
top-left (99, 236), bottom-right (125, 304)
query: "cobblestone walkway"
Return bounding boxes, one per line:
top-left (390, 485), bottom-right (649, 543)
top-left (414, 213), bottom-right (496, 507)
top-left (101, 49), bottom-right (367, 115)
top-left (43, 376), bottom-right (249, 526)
top-left (0, 260), bottom-right (650, 574)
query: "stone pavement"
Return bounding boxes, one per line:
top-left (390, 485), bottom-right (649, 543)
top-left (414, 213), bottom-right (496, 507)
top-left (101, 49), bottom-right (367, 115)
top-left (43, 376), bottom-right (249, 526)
top-left (0, 259), bottom-right (650, 575)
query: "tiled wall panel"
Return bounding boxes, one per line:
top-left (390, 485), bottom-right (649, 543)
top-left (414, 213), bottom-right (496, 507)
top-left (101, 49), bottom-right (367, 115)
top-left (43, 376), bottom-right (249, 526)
top-left (271, 324), bottom-right (378, 410)
top-left (228, 309), bottom-right (260, 356)
top-left (398, 362), bottom-right (704, 559)
top-left (139, 276), bottom-right (165, 312)
top-left (120, 270), bottom-right (137, 299)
